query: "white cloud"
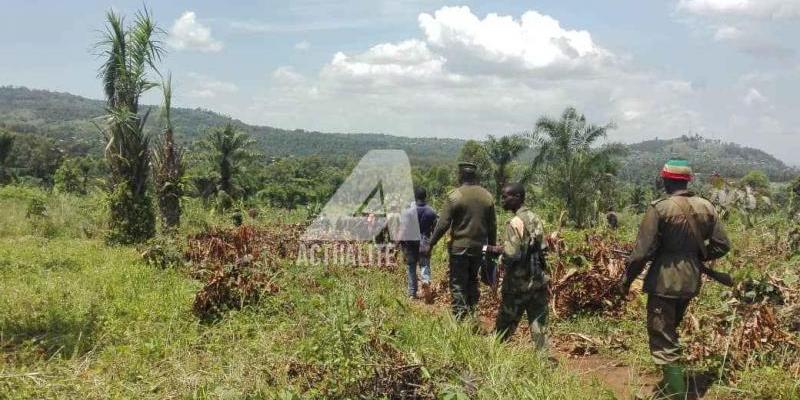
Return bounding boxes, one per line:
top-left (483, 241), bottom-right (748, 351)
top-left (185, 72), bottom-right (237, 99)
top-left (294, 40), bottom-right (311, 51)
top-left (272, 66), bottom-right (306, 85)
top-left (224, 5), bottom-right (799, 163)
top-left (677, 0), bottom-right (800, 19)
top-left (743, 87), bottom-right (767, 105)
top-left (417, 6), bottom-right (612, 75)
top-left (241, 6), bottom-right (701, 145)
top-left (168, 11), bottom-right (223, 52)
top-left (713, 25), bottom-right (742, 40)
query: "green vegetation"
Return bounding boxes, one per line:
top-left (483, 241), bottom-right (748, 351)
top-left (526, 107), bottom-right (627, 227)
top-left (152, 75), bottom-right (184, 230)
top-left (1, 85), bottom-right (795, 187)
top-left (484, 134), bottom-right (528, 201)
top-left (95, 9), bottom-right (164, 244)
top-left (0, 7), bottom-right (798, 398)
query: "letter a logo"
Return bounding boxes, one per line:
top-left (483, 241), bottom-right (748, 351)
top-left (301, 150), bottom-right (420, 242)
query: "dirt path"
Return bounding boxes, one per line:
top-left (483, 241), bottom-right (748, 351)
top-left (414, 286), bottom-right (664, 400)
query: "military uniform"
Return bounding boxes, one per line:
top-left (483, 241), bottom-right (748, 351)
top-left (623, 191), bottom-right (730, 365)
top-left (430, 182), bottom-right (496, 319)
top-left (495, 206), bottom-right (549, 348)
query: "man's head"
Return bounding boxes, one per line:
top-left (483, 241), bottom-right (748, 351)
top-left (500, 182), bottom-right (525, 211)
top-left (660, 159), bottom-right (692, 194)
top-left (458, 162), bottom-right (478, 184)
top-left (414, 186), bottom-right (427, 202)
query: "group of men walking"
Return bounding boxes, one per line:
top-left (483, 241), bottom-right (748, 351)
top-left (399, 158), bottom-right (731, 399)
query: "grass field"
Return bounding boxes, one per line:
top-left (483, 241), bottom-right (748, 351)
top-left (0, 185), bottom-right (798, 399)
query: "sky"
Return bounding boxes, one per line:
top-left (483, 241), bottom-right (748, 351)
top-left (1, 0), bottom-right (799, 164)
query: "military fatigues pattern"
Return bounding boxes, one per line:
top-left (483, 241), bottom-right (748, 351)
top-left (495, 206), bottom-right (549, 348)
top-left (624, 191), bottom-right (730, 364)
top-left (431, 184), bottom-right (496, 320)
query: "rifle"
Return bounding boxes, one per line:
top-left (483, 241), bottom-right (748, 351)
top-left (610, 248), bottom-right (734, 287)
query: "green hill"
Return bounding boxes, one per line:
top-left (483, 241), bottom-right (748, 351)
top-left (617, 135), bottom-right (796, 183)
top-left (0, 86), bottom-right (463, 165)
top-left (0, 85), bottom-right (796, 181)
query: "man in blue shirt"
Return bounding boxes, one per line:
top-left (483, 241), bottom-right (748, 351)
top-left (401, 187), bottom-right (438, 299)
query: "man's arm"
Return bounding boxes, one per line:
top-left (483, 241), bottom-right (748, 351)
top-left (487, 202), bottom-right (497, 246)
top-left (705, 214), bottom-right (730, 261)
top-left (429, 197), bottom-right (453, 248)
top-left (501, 219), bottom-right (523, 262)
top-left (622, 206), bottom-right (660, 286)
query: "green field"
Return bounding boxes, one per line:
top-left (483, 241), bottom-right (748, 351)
top-left (0, 185), bottom-right (797, 399)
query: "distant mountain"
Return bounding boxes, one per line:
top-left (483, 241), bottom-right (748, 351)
top-left (0, 86), bottom-right (463, 165)
top-left (0, 85), bottom-right (796, 181)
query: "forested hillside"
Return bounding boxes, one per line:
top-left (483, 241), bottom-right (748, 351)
top-left (0, 85), bottom-right (796, 181)
top-left (0, 86), bottom-right (463, 165)
top-left (618, 135), bottom-right (796, 183)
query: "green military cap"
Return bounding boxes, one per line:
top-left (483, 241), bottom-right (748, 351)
top-left (458, 161), bottom-right (477, 172)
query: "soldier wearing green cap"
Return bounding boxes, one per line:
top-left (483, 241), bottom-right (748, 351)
top-left (618, 159), bottom-right (731, 399)
top-left (428, 161), bottom-right (496, 320)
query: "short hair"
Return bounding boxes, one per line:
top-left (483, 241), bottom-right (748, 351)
top-left (504, 182), bottom-right (525, 202)
top-left (414, 186), bottom-right (427, 201)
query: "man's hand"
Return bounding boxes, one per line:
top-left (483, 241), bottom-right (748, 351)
top-left (485, 245), bottom-right (504, 254)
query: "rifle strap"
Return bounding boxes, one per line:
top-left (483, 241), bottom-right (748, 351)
top-left (670, 195), bottom-right (709, 261)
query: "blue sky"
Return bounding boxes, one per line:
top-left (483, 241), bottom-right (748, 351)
top-left (1, 0), bottom-right (799, 164)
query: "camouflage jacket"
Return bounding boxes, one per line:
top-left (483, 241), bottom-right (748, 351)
top-left (625, 190), bottom-right (731, 299)
top-left (501, 206), bottom-right (548, 292)
top-left (430, 184), bottom-right (496, 250)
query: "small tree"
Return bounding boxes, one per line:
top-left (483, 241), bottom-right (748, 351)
top-left (199, 123), bottom-right (257, 207)
top-left (0, 131), bottom-right (14, 184)
top-left (95, 8), bottom-right (164, 244)
top-left (483, 134), bottom-right (528, 201)
top-left (152, 75), bottom-right (184, 230)
top-left (54, 159), bottom-right (85, 194)
top-left (740, 170), bottom-right (770, 193)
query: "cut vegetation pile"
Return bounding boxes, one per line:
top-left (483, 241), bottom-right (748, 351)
top-left (185, 224), bottom-right (303, 319)
top-left (684, 273), bottom-right (800, 377)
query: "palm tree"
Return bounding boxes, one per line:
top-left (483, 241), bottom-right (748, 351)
top-left (200, 123), bottom-right (257, 204)
top-left (95, 8), bottom-right (164, 243)
top-left (0, 131), bottom-right (14, 184)
top-left (483, 134), bottom-right (528, 200)
top-left (152, 74), bottom-right (184, 230)
top-left (524, 107), bottom-right (626, 227)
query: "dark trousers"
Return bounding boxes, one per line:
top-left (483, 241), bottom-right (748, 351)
top-left (647, 294), bottom-right (692, 365)
top-left (449, 251), bottom-right (481, 320)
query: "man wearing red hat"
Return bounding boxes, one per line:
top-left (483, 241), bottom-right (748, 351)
top-left (618, 159), bottom-right (731, 399)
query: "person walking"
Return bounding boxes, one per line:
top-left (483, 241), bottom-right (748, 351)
top-left (618, 159), bottom-right (731, 399)
top-left (428, 162), bottom-right (496, 320)
top-left (488, 183), bottom-right (549, 349)
top-left (400, 187), bottom-right (438, 299)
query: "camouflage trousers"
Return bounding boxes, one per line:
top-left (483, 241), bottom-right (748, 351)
top-left (647, 294), bottom-right (692, 365)
top-left (449, 250), bottom-right (482, 320)
top-left (495, 286), bottom-right (549, 349)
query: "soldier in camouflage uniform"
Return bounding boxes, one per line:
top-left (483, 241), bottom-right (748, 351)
top-left (429, 162), bottom-right (497, 320)
top-left (619, 159), bottom-right (731, 399)
top-left (487, 183), bottom-right (549, 348)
